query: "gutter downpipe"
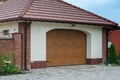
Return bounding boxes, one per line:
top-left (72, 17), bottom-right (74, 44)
top-left (24, 24), bottom-right (27, 70)
top-left (106, 29), bottom-right (109, 65)
top-left (24, 22), bottom-right (31, 70)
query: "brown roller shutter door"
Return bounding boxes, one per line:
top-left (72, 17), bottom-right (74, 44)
top-left (47, 29), bottom-right (86, 66)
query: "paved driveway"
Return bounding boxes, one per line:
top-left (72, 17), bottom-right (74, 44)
top-left (0, 65), bottom-right (120, 80)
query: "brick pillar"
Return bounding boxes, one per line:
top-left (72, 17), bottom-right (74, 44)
top-left (13, 33), bottom-right (22, 70)
top-left (26, 24), bottom-right (31, 70)
top-left (19, 22), bottom-right (31, 70)
top-left (102, 28), bottom-right (107, 62)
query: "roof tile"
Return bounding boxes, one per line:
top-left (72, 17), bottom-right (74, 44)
top-left (0, 0), bottom-right (118, 26)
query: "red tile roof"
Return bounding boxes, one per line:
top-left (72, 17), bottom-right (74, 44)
top-left (0, 0), bottom-right (118, 26)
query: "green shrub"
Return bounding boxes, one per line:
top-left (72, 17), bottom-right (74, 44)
top-left (117, 55), bottom-right (120, 65)
top-left (0, 53), bottom-right (19, 75)
top-left (1, 63), bottom-right (19, 75)
top-left (108, 44), bottom-right (117, 64)
top-left (117, 55), bottom-right (120, 60)
top-left (0, 52), bottom-right (13, 71)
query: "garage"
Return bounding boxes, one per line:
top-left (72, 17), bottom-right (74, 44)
top-left (47, 29), bottom-right (86, 66)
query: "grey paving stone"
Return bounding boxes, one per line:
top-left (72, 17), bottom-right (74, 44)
top-left (0, 65), bottom-right (120, 80)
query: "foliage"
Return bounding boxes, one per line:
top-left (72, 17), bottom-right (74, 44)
top-left (117, 55), bottom-right (120, 65)
top-left (0, 52), bottom-right (13, 70)
top-left (108, 44), bottom-right (117, 64)
top-left (0, 52), bottom-right (19, 75)
top-left (117, 55), bottom-right (120, 60)
top-left (1, 63), bottom-right (19, 75)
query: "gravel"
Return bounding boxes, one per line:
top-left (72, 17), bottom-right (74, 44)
top-left (0, 65), bottom-right (120, 80)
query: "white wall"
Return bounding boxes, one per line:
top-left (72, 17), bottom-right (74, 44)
top-left (0, 22), bottom-right (18, 38)
top-left (31, 22), bottom-right (102, 61)
top-left (0, 22), bottom-right (18, 33)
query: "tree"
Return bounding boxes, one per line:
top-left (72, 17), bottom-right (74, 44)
top-left (108, 44), bottom-right (117, 64)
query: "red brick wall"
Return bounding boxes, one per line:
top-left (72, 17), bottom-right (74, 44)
top-left (31, 61), bottom-right (47, 69)
top-left (109, 30), bottom-right (120, 55)
top-left (26, 24), bottom-right (31, 70)
top-left (13, 33), bottom-right (22, 69)
top-left (86, 58), bottom-right (102, 64)
top-left (102, 28), bottom-right (107, 60)
top-left (0, 39), bottom-right (14, 53)
top-left (19, 22), bottom-right (31, 70)
top-left (19, 22), bottom-right (25, 70)
top-left (0, 33), bottom-right (23, 69)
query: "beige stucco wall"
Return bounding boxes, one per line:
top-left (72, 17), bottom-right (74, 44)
top-left (31, 22), bottom-right (103, 62)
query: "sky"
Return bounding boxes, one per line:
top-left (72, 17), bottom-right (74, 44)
top-left (64, 0), bottom-right (120, 25)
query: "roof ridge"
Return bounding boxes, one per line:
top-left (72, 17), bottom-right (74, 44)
top-left (19, 0), bottom-right (34, 18)
top-left (60, 0), bottom-right (118, 26)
